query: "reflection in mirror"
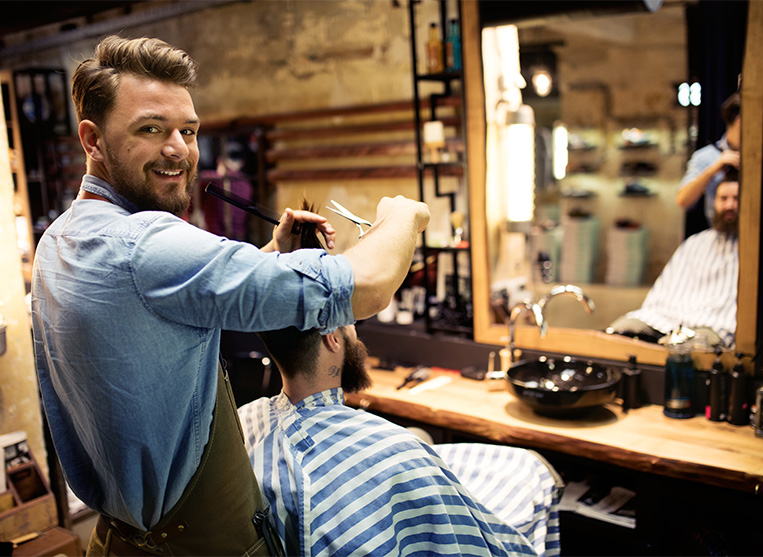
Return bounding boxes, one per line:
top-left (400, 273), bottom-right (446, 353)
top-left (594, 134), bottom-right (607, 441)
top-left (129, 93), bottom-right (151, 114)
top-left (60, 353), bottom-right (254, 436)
top-left (482, 4), bottom-right (699, 339)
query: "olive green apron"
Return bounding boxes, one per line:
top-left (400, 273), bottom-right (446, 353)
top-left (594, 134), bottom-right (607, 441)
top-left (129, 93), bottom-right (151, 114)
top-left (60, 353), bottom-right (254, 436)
top-left (88, 361), bottom-right (283, 556)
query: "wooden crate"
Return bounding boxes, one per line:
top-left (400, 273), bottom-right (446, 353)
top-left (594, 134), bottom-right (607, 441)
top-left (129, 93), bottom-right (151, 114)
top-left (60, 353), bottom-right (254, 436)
top-left (0, 456), bottom-right (57, 542)
top-left (13, 526), bottom-right (82, 556)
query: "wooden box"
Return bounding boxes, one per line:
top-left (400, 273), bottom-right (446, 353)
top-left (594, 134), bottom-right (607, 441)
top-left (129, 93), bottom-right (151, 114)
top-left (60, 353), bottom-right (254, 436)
top-left (12, 526), bottom-right (82, 556)
top-left (0, 455), bottom-right (57, 542)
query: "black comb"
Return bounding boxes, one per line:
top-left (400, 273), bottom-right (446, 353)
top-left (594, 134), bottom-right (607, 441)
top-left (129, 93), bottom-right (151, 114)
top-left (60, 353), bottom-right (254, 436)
top-left (204, 182), bottom-right (280, 225)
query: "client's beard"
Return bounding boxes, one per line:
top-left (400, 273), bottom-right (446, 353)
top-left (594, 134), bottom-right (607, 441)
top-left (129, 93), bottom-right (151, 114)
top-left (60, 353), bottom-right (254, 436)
top-left (340, 332), bottom-right (372, 393)
top-left (712, 209), bottom-right (738, 236)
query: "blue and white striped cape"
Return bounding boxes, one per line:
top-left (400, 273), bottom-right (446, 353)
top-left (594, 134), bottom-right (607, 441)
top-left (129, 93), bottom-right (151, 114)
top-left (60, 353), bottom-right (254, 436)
top-left (239, 388), bottom-right (561, 557)
top-left (624, 228), bottom-right (738, 346)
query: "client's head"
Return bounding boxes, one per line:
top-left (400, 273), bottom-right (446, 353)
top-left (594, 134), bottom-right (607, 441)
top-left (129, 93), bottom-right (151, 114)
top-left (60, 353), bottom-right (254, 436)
top-left (257, 196), bottom-right (371, 394)
top-left (712, 166), bottom-right (739, 235)
top-left (257, 324), bottom-right (372, 394)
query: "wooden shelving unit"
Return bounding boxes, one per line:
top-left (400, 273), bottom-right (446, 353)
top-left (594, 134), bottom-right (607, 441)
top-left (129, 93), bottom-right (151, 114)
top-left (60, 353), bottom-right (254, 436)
top-left (408, 0), bottom-right (473, 337)
top-left (1, 70), bottom-right (34, 286)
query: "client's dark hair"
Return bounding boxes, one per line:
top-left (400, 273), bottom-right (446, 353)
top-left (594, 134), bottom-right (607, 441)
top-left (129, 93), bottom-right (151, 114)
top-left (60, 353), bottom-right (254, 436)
top-left (257, 198), bottom-right (325, 377)
top-left (723, 165), bottom-right (739, 183)
top-left (257, 327), bottom-right (322, 379)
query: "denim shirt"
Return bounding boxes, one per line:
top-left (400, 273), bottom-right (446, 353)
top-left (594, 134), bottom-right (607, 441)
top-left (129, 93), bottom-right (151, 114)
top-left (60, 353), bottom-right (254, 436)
top-left (31, 175), bottom-right (354, 529)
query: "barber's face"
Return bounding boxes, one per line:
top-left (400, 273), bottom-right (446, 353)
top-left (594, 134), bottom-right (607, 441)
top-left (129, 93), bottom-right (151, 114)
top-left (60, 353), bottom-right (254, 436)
top-left (712, 181), bottom-right (739, 234)
top-left (339, 326), bottom-right (372, 394)
top-left (98, 74), bottom-right (200, 215)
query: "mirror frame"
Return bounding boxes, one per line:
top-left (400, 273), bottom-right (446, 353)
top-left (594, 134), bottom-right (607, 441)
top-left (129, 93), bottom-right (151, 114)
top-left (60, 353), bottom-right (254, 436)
top-left (463, 1), bottom-right (760, 366)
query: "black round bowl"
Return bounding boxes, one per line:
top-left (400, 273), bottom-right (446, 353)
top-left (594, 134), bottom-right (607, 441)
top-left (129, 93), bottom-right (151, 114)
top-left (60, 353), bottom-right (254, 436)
top-left (507, 356), bottom-right (622, 418)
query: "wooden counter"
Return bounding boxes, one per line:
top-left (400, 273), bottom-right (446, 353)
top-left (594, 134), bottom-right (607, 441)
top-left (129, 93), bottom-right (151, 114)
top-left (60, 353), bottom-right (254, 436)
top-left (345, 366), bottom-right (763, 494)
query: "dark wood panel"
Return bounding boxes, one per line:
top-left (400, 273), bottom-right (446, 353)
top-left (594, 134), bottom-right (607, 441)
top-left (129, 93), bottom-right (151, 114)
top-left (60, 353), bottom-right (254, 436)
top-left (267, 165), bottom-right (464, 182)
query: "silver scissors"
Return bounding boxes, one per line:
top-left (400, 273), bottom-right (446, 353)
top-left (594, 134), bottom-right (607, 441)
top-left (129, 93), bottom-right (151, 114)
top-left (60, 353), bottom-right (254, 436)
top-left (326, 200), bottom-right (372, 239)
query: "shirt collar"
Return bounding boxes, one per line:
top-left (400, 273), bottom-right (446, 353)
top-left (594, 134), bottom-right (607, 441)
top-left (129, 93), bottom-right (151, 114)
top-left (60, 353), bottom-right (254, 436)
top-left (277, 388), bottom-right (345, 412)
top-left (80, 175), bottom-right (140, 214)
top-left (715, 134), bottom-right (730, 151)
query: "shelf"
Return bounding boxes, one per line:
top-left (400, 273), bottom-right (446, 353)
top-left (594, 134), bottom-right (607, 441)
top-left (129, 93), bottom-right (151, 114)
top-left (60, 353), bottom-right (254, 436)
top-left (618, 192), bottom-right (656, 198)
top-left (618, 142), bottom-right (658, 150)
top-left (267, 165), bottom-right (422, 181)
top-left (561, 190), bottom-right (596, 199)
top-left (409, 0), bottom-right (472, 338)
top-left (423, 244), bottom-right (470, 252)
top-left (419, 161), bottom-right (464, 170)
top-left (2, 70), bottom-right (35, 281)
top-left (415, 70), bottom-right (463, 82)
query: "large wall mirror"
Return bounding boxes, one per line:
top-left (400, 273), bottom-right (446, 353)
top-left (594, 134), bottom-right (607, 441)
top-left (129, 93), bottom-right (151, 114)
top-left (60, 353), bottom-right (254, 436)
top-left (462, 1), bottom-right (760, 366)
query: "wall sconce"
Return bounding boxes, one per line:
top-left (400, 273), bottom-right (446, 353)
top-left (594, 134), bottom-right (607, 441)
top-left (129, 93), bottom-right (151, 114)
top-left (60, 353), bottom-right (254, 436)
top-left (504, 104), bottom-right (535, 222)
top-left (531, 67), bottom-right (553, 97)
top-left (677, 81), bottom-right (701, 107)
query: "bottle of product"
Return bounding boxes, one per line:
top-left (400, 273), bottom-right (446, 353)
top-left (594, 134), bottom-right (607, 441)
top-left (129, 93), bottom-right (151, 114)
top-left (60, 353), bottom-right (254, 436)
top-left (707, 347), bottom-right (728, 422)
top-left (754, 384), bottom-right (763, 437)
top-left (727, 352), bottom-right (750, 425)
top-left (426, 22), bottom-right (444, 74)
top-left (693, 364), bottom-right (710, 416)
top-left (622, 354), bottom-right (642, 412)
top-left (663, 329), bottom-right (695, 419)
top-left (445, 18), bottom-right (462, 71)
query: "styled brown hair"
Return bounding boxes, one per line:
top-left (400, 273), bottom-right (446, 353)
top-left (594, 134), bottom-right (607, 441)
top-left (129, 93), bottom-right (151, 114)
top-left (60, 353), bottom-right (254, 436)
top-left (71, 35), bottom-right (198, 127)
top-left (720, 92), bottom-right (740, 127)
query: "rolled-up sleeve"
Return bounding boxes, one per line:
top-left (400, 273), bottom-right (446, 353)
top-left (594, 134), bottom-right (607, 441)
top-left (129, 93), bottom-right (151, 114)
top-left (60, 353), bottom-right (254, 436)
top-left (278, 250), bottom-right (355, 334)
top-left (131, 215), bottom-right (355, 334)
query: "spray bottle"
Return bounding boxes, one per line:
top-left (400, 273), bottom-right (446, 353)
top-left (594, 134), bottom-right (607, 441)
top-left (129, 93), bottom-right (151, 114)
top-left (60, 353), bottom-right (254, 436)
top-left (707, 347), bottom-right (728, 422)
top-left (727, 352), bottom-right (750, 425)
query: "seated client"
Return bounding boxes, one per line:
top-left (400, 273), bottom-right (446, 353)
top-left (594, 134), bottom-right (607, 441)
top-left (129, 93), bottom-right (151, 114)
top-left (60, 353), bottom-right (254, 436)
top-left (608, 167), bottom-right (739, 347)
top-left (238, 323), bottom-right (562, 556)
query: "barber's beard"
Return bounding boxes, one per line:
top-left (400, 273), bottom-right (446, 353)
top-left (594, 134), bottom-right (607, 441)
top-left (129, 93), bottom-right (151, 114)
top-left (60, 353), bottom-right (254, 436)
top-left (340, 333), bottom-right (373, 394)
top-left (712, 209), bottom-right (739, 236)
top-left (105, 143), bottom-right (196, 216)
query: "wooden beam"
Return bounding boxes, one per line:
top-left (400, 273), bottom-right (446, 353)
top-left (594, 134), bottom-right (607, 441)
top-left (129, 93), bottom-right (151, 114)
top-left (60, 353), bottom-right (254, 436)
top-left (267, 165), bottom-right (464, 182)
top-left (265, 115), bottom-right (461, 141)
top-left (266, 138), bottom-right (464, 162)
top-left (202, 97), bottom-right (462, 132)
top-left (738, 1), bottom-right (763, 356)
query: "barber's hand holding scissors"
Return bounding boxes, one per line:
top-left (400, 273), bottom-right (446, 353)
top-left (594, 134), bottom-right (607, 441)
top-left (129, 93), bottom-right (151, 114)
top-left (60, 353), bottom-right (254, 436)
top-left (327, 196), bottom-right (429, 241)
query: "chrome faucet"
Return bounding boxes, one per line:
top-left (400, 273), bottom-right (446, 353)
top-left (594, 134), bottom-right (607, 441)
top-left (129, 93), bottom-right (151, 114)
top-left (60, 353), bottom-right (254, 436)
top-left (500, 284), bottom-right (594, 369)
top-left (507, 300), bottom-right (547, 364)
top-left (538, 284), bottom-right (595, 316)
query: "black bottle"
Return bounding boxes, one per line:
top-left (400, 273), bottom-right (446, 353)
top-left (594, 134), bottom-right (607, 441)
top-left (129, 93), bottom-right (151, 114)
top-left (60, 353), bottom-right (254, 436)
top-left (622, 355), bottom-right (642, 412)
top-left (693, 366), bottom-right (710, 416)
top-left (707, 348), bottom-right (728, 422)
top-left (727, 352), bottom-right (750, 425)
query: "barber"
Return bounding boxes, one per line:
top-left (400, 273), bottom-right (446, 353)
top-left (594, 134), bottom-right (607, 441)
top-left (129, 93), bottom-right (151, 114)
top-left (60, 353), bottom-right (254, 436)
top-left (31, 35), bottom-right (429, 556)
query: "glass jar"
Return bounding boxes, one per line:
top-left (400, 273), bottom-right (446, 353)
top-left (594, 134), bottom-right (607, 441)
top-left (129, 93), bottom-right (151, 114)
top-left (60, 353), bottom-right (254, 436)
top-left (663, 336), bottom-right (695, 419)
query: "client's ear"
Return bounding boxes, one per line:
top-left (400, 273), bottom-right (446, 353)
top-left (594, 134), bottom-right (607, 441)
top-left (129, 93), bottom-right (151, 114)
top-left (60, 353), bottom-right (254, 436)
top-left (322, 331), bottom-right (341, 354)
